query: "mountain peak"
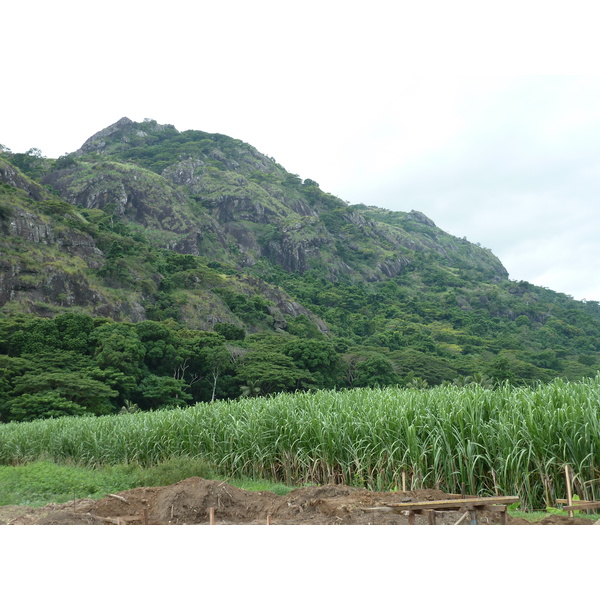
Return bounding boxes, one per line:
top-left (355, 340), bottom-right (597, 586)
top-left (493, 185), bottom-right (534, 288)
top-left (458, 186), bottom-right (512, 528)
top-left (408, 210), bottom-right (436, 227)
top-left (77, 117), bottom-right (134, 155)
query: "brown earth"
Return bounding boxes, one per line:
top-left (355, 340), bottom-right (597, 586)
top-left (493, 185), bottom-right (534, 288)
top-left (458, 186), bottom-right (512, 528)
top-left (0, 477), bottom-right (596, 525)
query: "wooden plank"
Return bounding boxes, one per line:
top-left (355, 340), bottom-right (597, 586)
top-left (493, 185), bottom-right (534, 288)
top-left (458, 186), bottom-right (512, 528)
top-left (557, 499), bottom-right (600, 506)
top-left (383, 496), bottom-right (519, 512)
top-left (446, 493), bottom-right (478, 499)
top-left (480, 504), bottom-right (509, 513)
top-left (562, 501), bottom-right (600, 511)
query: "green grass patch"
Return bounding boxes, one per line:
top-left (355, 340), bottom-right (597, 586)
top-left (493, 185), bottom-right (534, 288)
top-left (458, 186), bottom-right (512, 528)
top-left (509, 510), bottom-right (600, 523)
top-left (0, 461), bottom-right (137, 507)
top-left (0, 456), bottom-right (294, 507)
top-left (224, 477), bottom-right (295, 496)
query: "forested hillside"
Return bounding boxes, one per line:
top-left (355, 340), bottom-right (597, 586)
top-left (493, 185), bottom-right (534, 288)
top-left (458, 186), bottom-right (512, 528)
top-left (1, 117), bottom-right (599, 421)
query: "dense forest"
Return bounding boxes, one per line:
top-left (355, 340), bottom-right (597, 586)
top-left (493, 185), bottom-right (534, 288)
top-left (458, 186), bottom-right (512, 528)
top-left (1, 118), bottom-right (599, 422)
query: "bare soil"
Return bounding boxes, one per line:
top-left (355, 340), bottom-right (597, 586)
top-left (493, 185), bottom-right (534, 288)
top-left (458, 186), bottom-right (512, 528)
top-left (0, 477), bottom-right (595, 525)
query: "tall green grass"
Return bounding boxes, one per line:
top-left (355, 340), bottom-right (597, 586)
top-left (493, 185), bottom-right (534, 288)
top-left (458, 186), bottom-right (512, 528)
top-left (1, 376), bottom-right (599, 509)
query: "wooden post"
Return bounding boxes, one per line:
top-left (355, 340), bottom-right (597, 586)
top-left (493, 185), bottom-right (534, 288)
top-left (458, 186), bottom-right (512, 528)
top-left (565, 465), bottom-right (574, 518)
top-left (500, 507), bottom-right (507, 525)
top-left (492, 470), bottom-right (499, 496)
top-left (402, 470), bottom-right (406, 492)
top-left (209, 507), bottom-right (215, 525)
top-left (467, 507), bottom-right (478, 525)
top-left (266, 514), bottom-right (272, 525)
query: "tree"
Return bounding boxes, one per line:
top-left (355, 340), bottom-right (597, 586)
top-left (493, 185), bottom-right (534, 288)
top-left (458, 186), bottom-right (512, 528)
top-left (53, 154), bottom-right (77, 171)
top-left (12, 371), bottom-right (118, 415)
top-left (14, 318), bottom-right (61, 355)
top-left (391, 349), bottom-right (458, 386)
top-left (405, 376), bottom-right (429, 389)
top-left (8, 148), bottom-right (46, 178)
top-left (285, 315), bottom-right (324, 339)
top-left (236, 348), bottom-right (310, 396)
top-left (5, 392), bottom-right (88, 422)
top-left (138, 375), bottom-right (192, 410)
top-left (0, 355), bottom-right (30, 421)
top-left (283, 338), bottom-right (341, 388)
top-left (214, 322), bottom-right (246, 341)
top-left (200, 346), bottom-right (231, 401)
top-left (54, 313), bottom-right (95, 354)
top-left (484, 356), bottom-right (516, 385)
top-left (92, 323), bottom-right (146, 376)
top-left (239, 380), bottom-right (262, 397)
top-left (354, 355), bottom-right (399, 388)
top-left (135, 320), bottom-right (181, 376)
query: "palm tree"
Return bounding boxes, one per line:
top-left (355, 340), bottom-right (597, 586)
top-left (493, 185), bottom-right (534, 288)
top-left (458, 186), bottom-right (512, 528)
top-left (240, 380), bottom-right (262, 397)
top-left (119, 399), bottom-right (140, 414)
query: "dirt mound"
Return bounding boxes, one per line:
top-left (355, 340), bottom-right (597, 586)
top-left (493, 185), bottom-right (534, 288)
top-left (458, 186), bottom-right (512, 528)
top-left (150, 477), bottom-right (283, 524)
top-left (0, 478), bottom-right (596, 525)
top-left (535, 514), bottom-right (593, 525)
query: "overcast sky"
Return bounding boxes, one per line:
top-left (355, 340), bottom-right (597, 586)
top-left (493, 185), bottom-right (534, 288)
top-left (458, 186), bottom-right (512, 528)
top-left (3, 1), bottom-right (600, 301)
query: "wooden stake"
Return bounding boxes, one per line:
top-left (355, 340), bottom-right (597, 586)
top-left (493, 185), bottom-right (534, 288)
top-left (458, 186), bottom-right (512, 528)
top-left (401, 471), bottom-right (406, 493)
top-left (108, 493), bottom-right (129, 504)
top-left (565, 465), bottom-right (574, 518)
top-left (266, 514), bottom-right (272, 525)
top-left (209, 507), bottom-right (215, 525)
top-left (454, 511), bottom-right (469, 526)
top-left (491, 470), bottom-right (499, 496)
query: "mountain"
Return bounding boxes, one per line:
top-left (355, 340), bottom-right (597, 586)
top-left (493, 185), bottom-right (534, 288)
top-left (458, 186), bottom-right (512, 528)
top-left (1, 118), bottom-right (599, 420)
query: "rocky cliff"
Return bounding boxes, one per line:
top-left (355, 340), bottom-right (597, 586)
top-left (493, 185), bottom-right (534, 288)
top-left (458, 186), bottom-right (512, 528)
top-left (0, 118), bottom-right (508, 327)
top-left (41, 118), bottom-right (508, 283)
